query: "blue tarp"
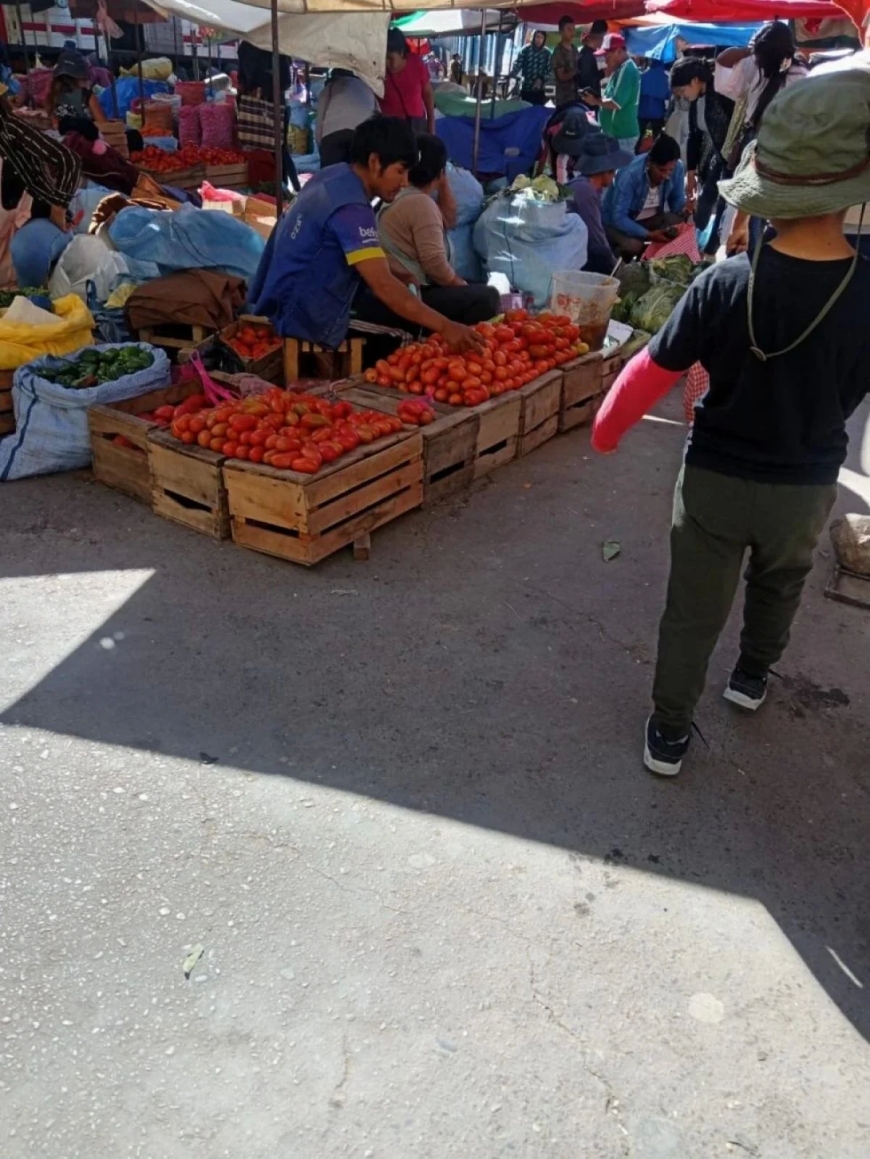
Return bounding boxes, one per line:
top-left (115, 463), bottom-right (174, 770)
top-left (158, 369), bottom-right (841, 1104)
top-left (97, 77), bottom-right (170, 119)
top-left (107, 204), bottom-right (265, 281)
top-left (625, 23), bottom-right (762, 63)
top-left (436, 106), bottom-right (551, 181)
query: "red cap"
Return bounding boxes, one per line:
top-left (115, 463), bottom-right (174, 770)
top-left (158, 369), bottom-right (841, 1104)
top-left (596, 33), bottom-right (626, 54)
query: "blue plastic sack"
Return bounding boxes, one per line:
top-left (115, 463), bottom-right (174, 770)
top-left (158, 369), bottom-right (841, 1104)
top-left (0, 343), bottom-right (170, 481)
top-left (98, 78), bottom-right (169, 119)
top-left (473, 194), bottom-right (588, 309)
top-left (446, 164), bottom-right (484, 227)
top-left (446, 224), bottom-right (482, 282)
top-left (437, 107), bottom-right (550, 182)
top-left (108, 204), bottom-right (265, 281)
top-left (86, 281), bottom-right (131, 344)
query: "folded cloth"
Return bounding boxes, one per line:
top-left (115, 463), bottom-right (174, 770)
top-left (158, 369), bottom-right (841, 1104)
top-left (125, 268), bottom-right (246, 333)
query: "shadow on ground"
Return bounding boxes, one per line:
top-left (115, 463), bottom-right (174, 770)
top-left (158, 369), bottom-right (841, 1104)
top-left (2, 397), bottom-right (868, 1041)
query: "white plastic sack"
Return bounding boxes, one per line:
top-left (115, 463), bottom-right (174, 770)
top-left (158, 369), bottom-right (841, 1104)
top-left (473, 194), bottom-right (588, 309)
top-left (48, 235), bottom-right (130, 304)
top-left (0, 343), bottom-right (170, 482)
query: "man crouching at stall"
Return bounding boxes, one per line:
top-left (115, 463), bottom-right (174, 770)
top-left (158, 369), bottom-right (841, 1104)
top-left (591, 72), bottom-right (870, 777)
top-left (249, 115), bottom-right (485, 356)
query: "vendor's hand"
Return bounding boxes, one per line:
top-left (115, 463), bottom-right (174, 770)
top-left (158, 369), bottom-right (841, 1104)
top-left (440, 319), bottom-right (487, 355)
top-left (451, 276), bottom-right (468, 287)
top-left (726, 221), bottom-right (750, 256)
top-left (683, 201), bottom-right (696, 219)
top-left (646, 229), bottom-right (672, 244)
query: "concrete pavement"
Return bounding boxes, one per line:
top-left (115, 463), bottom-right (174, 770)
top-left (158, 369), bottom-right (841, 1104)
top-left (1, 394), bottom-right (868, 1157)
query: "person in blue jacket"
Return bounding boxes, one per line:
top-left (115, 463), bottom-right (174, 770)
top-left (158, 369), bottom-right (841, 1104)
top-left (601, 132), bottom-right (687, 257)
top-left (637, 58), bottom-right (671, 145)
top-left (248, 116), bottom-right (485, 355)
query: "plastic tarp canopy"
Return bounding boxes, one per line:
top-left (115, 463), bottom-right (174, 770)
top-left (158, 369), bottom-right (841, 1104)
top-left (145, 0), bottom-right (389, 94)
top-left (514, 1), bottom-right (648, 25)
top-left (624, 21), bottom-right (762, 60)
top-left (436, 105), bottom-right (550, 180)
top-left (394, 9), bottom-right (517, 34)
top-left (646, 0), bottom-right (852, 23)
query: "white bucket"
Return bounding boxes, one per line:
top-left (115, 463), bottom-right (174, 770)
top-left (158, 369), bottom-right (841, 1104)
top-left (550, 271), bottom-right (619, 351)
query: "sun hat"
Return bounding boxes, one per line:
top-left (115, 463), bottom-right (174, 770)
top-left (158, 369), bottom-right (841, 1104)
top-left (552, 109), bottom-right (598, 156)
top-left (719, 70), bottom-right (870, 219)
top-left (595, 33), bottom-right (626, 56)
top-left (577, 132), bottom-right (634, 176)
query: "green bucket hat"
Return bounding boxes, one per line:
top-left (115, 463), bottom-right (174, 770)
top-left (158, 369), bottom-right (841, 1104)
top-left (719, 70), bottom-right (870, 219)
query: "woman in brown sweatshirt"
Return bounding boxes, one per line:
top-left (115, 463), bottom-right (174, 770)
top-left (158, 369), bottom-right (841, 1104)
top-left (377, 135), bottom-right (499, 324)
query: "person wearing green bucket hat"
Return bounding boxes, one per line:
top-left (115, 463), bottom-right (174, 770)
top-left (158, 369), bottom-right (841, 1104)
top-left (590, 70), bottom-right (870, 777)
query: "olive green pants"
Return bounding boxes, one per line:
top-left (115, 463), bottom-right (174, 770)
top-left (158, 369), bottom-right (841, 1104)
top-left (652, 465), bottom-right (837, 735)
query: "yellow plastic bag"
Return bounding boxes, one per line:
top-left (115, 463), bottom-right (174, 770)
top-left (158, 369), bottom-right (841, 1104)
top-left (0, 294), bottom-right (94, 370)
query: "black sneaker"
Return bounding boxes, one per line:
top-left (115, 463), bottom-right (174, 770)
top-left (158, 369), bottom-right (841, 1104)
top-left (644, 716), bottom-right (690, 777)
top-left (723, 666), bottom-right (768, 711)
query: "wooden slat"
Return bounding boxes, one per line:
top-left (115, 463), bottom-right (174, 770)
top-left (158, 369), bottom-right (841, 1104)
top-left (148, 430), bottom-right (229, 539)
top-left (0, 415), bottom-right (15, 436)
top-left (517, 371), bottom-right (562, 436)
top-left (306, 456), bottom-right (421, 536)
top-left (518, 413), bottom-right (558, 458)
top-left (561, 392), bottom-right (605, 432)
top-left (91, 440), bottom-right (151, 503)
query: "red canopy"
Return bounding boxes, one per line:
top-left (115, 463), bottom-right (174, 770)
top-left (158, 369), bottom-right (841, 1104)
top-left (646, 0), bottom-right (856, 22)
top-left (514, 1), bottom-right (648, 25)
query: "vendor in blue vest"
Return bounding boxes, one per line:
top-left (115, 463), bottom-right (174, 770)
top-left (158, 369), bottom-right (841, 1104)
top-left (248, 116), bottom-right (486, 355)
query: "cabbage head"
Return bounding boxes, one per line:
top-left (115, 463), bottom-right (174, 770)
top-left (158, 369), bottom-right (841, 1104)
top-left (629, 284), bottom-right (686, 333)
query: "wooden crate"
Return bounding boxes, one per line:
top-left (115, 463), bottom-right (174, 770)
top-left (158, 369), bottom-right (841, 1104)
top-left (283, 337), bottom-right (365, 384)
top-left (473, 391), bottom-right (522, 479)
top-left (337, 383), bottom-right (479, 505)
top-left (516, 370), bottom-right (562, 458)
top-left (224, 428), bottom-right (423, 567)
top-left (218, 315), bottom-right (283, 385)
top-left (101, 120), bottom-right (128, 159)
top-left (559, 347), bottom-right (626, 433)
top-left (140, 164), bottom-right (204, 192)
top-left (148, 429), bottom-right (229, 540)
top-left (88, 379), bottom-right (187, 503)
top-left (137, 323), bottom-right (214, 358)
top-left (0, 368), bottom-right (14, 437)
top-left (205, 161), bottom-right (248, 190)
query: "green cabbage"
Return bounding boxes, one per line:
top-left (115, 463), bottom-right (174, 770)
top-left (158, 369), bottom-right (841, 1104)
top-left (648, 254), bottom-right (695, 286)
top-left (629, 284), bottom-right (686, 333)
top-left (616, 262), bottom-right (651, 297)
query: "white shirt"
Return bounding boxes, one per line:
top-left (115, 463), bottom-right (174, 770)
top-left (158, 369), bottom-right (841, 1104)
top-left (714, 54), bottom-right (807, 124)
top-left (637, 184), bottom-right (660, 222)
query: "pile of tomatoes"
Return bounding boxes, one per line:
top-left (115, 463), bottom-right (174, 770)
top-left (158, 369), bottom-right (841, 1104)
top-left (168, 387), bottom-right (427, 475)
top-left (363, 310), bottom-right (588, 408)
top-left (224, 321), bottom-right (281, 364)
top-left (131, 144), bottom-right (245, 174)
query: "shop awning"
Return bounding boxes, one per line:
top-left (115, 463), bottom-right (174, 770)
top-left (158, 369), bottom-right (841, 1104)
top-left (646, 0), bottom-right (854, 23)
top-left (393, 8), bottom-right (517, 34)
top-left (622, 20), bottom-right (762, 59)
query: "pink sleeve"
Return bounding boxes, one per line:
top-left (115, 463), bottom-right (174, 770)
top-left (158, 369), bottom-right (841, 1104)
top-left (591, 347), bottom-right (683, 453)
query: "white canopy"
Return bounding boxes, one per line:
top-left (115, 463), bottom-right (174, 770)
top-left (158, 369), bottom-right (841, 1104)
top-left (146, 1), bottom-right (390, 93)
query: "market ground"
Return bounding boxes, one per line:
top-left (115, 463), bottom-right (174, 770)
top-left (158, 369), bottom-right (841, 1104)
top-left (1, 393), bottom-right (868, 1159)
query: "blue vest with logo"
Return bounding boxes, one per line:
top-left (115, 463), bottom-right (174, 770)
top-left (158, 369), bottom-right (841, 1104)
top-left (248, 164), bottom-right (372, 348)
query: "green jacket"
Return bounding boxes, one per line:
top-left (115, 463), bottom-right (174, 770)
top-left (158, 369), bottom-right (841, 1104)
top-left (600, 58), bottom-right (640, 140)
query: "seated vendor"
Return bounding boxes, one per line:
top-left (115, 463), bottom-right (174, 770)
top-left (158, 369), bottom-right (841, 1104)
top-left (601, 133), bottom-right (686, 258)
top-left (9, 199), bottom-right (72, 288)
top-left (565, 133), bottom-right (633, 276)
top-left (248, 116), bottom-right (485, 354)
top-left (377, 135), bottom-right (499, 325)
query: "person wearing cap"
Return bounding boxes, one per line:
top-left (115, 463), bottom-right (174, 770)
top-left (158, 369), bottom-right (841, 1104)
top-left (591, 72), bottom-right (870, 777)
top-left (601, 133), bottom-right (686, 257)
top-left (565, 133), bottom-right (633, 275)
top-left (551, 108), bottom-right (596, 183)
top-left (585, 34), bottom-right (640, 153)
top-left (577, 21), bottom-right (608, 104)
top-left (46, 54), bottom-right (106, 131)
top-left (552, 17), bottom-right (581, 108)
